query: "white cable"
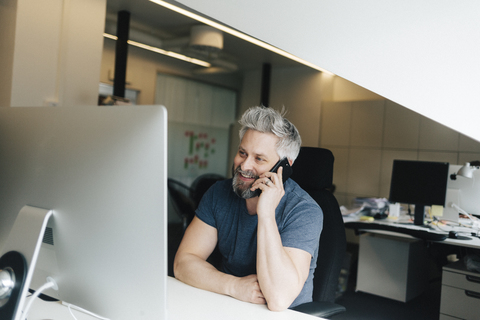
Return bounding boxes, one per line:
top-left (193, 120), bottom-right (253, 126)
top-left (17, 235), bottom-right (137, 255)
top-left (451, 203), bottom-right (480, 229)
top-left (21, 277), bottom-right (57, 320)
top-left (451, 203), bottom-right (475, 222)
top-left (67, 303), bottom-right (79, 320)
top-left (20, 277), bottom-right (109, 320)
top-left (62, 301), bottom-right (111, 320)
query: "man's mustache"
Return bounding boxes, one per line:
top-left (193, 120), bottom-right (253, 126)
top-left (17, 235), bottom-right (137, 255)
top-left (233, 166), bottom-right (259, 180)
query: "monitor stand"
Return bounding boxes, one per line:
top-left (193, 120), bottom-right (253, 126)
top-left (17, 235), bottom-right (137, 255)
top-left (0, 251), bottom-right (27, 320)
top-left (413, 204), bottom-right (428, 227)
top-left (0, 206), bottom-right (52, 320)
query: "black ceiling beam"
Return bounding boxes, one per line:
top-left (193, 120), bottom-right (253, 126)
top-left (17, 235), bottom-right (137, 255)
top-left (113, 10), bottom-right (130, 98)
top-left (260, 63), bottom-right (271, 107)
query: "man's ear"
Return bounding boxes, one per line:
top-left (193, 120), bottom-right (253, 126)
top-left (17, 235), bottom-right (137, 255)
top-left (288, 159), bottom-right (293, 166)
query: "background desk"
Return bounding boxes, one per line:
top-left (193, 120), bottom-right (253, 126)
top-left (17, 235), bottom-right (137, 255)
top-left (345, 218), bottom-right (480, 317)
top-left (344, 218), bottom-right (480, 249)
top-left (29, 277), bottom-right (323, 320)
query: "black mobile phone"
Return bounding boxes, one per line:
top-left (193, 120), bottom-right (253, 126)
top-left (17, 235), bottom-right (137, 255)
top-left (253, 157), bottom-right (293, 196)
top-left (270, 157), bottom-right (293, 183)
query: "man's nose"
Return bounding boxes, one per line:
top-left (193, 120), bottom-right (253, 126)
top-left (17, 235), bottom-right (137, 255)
top-left (241, 157), bottom-right (255, 172)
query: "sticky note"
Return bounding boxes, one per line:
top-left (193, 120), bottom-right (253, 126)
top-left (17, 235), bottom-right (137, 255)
top-left (431, 205), bottom-right (443, 217)
top-left (360, 216), bottom-right (374, 221)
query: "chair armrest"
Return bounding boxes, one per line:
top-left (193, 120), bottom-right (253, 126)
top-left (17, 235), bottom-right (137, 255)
top-left (291, 301), bottom-right (346, 318)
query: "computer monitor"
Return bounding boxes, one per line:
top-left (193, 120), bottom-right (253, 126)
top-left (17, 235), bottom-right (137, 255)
top-left (389, 159), bottom-right (449, 226)
top-left (0, 106), bottom-right (167, 319)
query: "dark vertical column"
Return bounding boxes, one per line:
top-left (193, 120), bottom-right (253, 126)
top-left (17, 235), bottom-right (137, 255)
top-left (113, 10), bottom-right (130, 98)
top-left (260, 63), bottom-right (271, 107)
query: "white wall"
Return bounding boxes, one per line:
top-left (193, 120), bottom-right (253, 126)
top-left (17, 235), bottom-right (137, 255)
top-left (0, 0), bottom-right (17, 106)
top-left (226, 67), bottom-right (324, 175)
top-left (177, 0), bottom-right (480, 143)
top-left (0, 0), bottom-right (106, 107)
top-left (270, 67), bottom-right (323, 147)
top-left (236, 67), bottom-right (323, 147)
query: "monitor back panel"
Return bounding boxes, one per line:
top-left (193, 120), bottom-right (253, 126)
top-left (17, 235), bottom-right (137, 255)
top-left (0, 106), bottom-right (168, 320)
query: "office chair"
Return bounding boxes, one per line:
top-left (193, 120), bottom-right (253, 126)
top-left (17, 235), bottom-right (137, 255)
top-left (168, 174), bottom-right (225, 230)
top-left (168, 175), bottom-right (225, 270)
top-left (167, 178), bottom-right (197, 277)
top-left (189, 173), bottom-right (225, 269)
top-left (290, 147), bottom-right (347, 318)
top-left (190, 173), bottom-right (226, 208)
top-left (167, 178), bottom-right (196, 231)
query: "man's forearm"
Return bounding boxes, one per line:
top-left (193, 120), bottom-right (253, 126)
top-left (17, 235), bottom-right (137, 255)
top-left (175, 252), bottom-right (266, 304)
top-left (256, 214), bottom-right (305, 311)
top-left (174, 252), bottom-right (236, 296)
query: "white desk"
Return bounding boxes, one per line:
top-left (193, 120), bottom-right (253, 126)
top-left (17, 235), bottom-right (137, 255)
top-left (28, 277), bottom-right (323, 320)
top-left (168, 277), bottom-right (322, 320)
top-left (344, 216), bottom-right (480, 249)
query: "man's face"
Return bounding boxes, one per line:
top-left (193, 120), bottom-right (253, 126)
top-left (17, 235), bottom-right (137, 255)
top-left (232, 129), bottom-right (280, 199)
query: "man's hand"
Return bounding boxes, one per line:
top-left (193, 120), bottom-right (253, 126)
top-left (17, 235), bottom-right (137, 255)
top-left (251, 165), bottom-right (313, 311)
top-left (251, 166), bottom-right (285, 217)
top-left (230, 274), bottom-right (266, 305)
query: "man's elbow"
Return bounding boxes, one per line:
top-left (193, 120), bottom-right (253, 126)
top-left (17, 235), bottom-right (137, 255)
top-left (173, 259), bottom-right (180, 279)
top-left (173, 252), bottom-right (186, 279)
top-left (267, 303), bottom-right (289, 312)
top-left (263, 279), bottom-right (304, 311)
top-left (265, 296), bottom-right (293, 312)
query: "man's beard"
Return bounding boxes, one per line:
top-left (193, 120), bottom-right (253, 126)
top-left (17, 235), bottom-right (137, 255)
top-left (232, 165), bottom-right (259, 199)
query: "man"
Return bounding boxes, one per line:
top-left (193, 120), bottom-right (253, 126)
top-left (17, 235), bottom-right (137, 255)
top-left (174, 106), bottom-right (323, 311)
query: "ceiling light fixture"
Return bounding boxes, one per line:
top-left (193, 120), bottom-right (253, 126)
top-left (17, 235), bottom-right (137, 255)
top-left (149, 0), bottom-right (333, 75)
top-left (103, 33), bottom-right (211, 68)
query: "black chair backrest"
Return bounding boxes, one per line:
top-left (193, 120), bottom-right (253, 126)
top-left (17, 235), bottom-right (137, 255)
top-left (291, 147), bottom-right (347, 303)
top-left (190, 174), bottom-right (226, 209)
top-left (167, 178), bottom-right (196, 230)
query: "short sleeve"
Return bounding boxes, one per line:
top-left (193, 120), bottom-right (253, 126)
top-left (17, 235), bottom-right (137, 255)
top-left (278, 189), bottom-right (323, 258)
top-left (195, 182), bottom-right (217, 229)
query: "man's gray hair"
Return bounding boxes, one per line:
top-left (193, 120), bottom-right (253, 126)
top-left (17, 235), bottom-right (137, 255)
top-left (238, 106), bottom-right (302, 162)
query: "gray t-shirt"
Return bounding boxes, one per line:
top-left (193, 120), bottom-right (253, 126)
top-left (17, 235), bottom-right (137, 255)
top-left (195, 178), bottom-right (323, 308)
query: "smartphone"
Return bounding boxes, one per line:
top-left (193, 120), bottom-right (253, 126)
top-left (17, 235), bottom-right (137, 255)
top-left (269, 157), bottom-right (293, 184)
top-left (253, 157), bottom-right (293, 196)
